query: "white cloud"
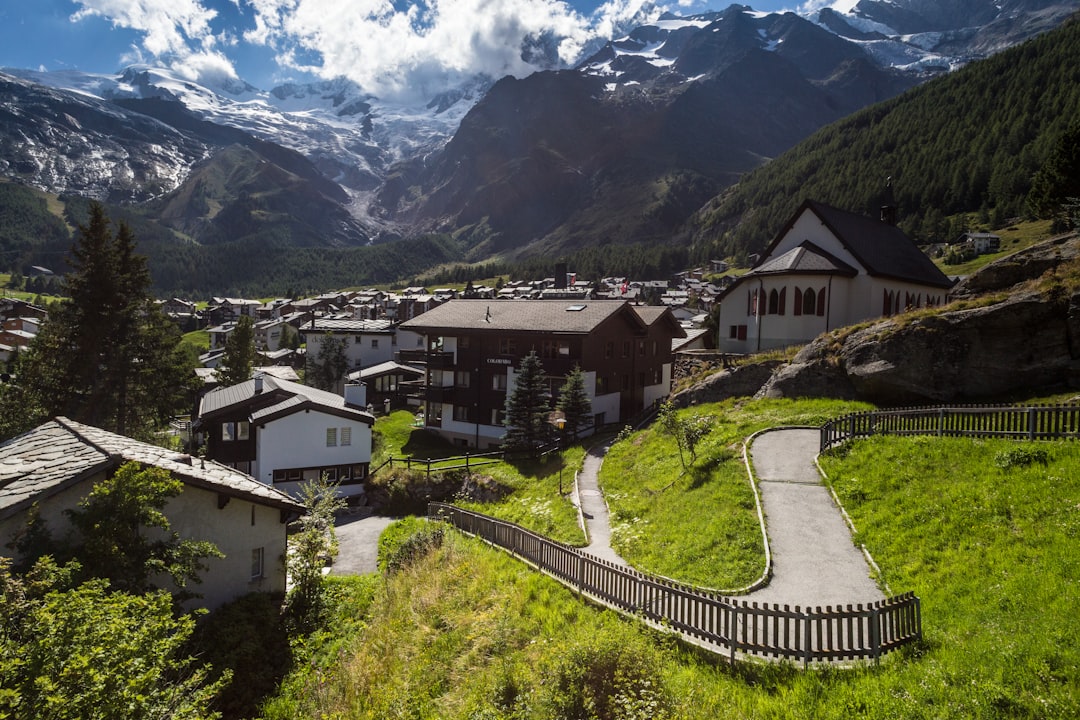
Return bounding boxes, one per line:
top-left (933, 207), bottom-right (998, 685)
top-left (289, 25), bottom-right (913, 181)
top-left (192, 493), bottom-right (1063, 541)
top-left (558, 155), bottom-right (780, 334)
top-left (65, 0), bottom-right (710, 101)
top-left (71, 0), bottom-right (239, 81)
top-left (241, 0), bottom-right (602, 100)
top-left (797, 0), bottom-right (860, 13)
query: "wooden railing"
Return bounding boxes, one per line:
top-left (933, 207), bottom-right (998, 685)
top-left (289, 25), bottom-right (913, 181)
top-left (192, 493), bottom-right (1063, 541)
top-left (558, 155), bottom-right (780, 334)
top-left (429, 503), bottom-right (921, 666)
top-left (821, 404), bottom-right (1080, 451)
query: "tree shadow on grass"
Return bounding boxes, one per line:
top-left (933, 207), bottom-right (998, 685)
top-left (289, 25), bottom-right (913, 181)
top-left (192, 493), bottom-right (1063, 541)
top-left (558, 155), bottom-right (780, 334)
top-left (401, 428), bottom-right (457, 460)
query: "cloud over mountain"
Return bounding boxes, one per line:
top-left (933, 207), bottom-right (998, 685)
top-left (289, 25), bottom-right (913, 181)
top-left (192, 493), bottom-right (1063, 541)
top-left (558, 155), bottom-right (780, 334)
top-left (69, 0), bottom-right (686, 100)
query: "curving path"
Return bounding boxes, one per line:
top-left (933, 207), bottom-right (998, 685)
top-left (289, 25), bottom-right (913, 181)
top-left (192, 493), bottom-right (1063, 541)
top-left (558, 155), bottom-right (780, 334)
top-left (574, 428), bottom-right (883, 606)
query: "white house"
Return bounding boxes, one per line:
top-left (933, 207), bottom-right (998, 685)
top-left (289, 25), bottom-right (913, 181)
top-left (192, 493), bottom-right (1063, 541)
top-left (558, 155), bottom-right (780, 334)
top-left (0, 417), bottom-right (303, 610)
top-left (716, 200), bottom-right (954, 353)
top-left (196, 375), bottom-right (375, 499)
top-left (303, 318), bottom-right (424, 372)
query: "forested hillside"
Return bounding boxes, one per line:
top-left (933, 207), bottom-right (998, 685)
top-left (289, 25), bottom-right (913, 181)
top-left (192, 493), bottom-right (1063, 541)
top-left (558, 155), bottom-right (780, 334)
top-left (686, 15), bottom-right (1080, 262)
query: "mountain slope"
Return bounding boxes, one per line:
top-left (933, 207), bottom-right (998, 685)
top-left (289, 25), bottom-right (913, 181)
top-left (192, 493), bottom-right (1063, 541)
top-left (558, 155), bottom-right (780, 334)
top-left (0, 1), bottom-right (1077, 294)
top-left (687, 14), bottom-right (1080, 261)
top-left (370, 8), bottom-right (921, 259)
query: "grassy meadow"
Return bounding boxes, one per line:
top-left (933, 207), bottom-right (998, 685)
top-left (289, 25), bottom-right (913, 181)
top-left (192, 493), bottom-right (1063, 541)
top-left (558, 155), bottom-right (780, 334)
top-left (371, 410), bottom-right (586, 544)
top-left (261, 402), bottom-right (1080, 718)
top-left (599, 397), bottom-right (872, 590)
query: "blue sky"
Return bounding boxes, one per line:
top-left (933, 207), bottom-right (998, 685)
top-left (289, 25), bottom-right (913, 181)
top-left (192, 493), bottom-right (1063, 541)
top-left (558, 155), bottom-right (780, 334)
top-left (0, 1), bottom-right (838, 99)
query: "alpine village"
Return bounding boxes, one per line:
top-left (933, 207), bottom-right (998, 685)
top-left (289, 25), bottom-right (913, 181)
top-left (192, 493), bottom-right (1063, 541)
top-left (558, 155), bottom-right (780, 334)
top-left (2, 1), bottom-right (1080, 718)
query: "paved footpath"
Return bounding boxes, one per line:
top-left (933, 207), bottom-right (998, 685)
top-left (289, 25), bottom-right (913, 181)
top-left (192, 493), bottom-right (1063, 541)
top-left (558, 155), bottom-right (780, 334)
top-left (575, 428), bottom-right (883, 607)
top-left (330, 510), bottom-right (397, 575)
top-left (748, 428), bottom-right (883, 607)
top-left (575, 442), bottom-right (626, 567)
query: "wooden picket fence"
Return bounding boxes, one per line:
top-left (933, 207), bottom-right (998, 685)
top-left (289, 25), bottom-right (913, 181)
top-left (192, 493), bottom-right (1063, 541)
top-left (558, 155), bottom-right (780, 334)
top-left (428, 502), bottom-right (921, 666)
top-left (821, 404), bottom-right (1080, 451)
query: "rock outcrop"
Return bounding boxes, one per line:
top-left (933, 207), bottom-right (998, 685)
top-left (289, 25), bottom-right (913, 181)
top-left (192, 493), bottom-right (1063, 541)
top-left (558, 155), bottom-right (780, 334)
top-left (670, 360), bottom-right (783, 408)
top-left (758, 233), bottom-right (1080, 405)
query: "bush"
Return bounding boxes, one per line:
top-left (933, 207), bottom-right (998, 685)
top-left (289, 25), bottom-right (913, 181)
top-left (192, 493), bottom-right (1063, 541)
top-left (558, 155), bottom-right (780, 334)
top-left (379, 518), bottom-right (445, 574)
top-left (994, 446), bottom-right (1050, 470)
top-left (189, 592), bottom-right (291, 720)
top-left (366, 467), bottom-right (463, 515)
top-left (540, 626), bottom-right (672, 720)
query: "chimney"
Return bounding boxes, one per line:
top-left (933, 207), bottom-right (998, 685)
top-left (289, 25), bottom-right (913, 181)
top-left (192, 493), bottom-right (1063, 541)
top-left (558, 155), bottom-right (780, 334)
top-left (344, 382), bottom-right (367, 409)
top-left (253, 373), bottom-right (264, 394)
top-left (554, 262), bottom-right (568, 290)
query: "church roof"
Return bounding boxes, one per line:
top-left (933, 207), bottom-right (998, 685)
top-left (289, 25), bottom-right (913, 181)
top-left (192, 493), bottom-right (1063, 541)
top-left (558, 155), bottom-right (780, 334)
top-left (750, 240), bottom-right (858, 277)
top-left (762, 200), bottom-right (953, 289)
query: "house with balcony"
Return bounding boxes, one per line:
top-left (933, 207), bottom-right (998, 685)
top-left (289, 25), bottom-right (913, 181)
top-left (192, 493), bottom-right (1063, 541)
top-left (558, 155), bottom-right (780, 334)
top-left (398, 300), bottom-right (685, 449)
top-left (195, 375), bottom-right (374, 499)
top-left (715, 200), bottom-right (954, 354)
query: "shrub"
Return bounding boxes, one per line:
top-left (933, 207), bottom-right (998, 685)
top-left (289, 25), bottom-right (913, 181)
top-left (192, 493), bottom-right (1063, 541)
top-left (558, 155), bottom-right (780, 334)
top-left (378, 517), bottom-right (446, 574)
top-left (994, 446), bottom-right (1050, 470)
top-left (189, 591), bottom-right (291, 720)
top-left (540, 626), bottom-right (672, 720)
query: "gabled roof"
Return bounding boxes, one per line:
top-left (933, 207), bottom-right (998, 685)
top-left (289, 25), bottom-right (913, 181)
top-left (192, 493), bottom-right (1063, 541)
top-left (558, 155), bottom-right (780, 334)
top-left (631, 305), bottom-right (687, 338)
top-left (399, 299), bottom-right (659, 335)
top-left (304, 318), bottom-right (393, 334)
top-left (351, 361), bottom-right (424, 380)
top-left (0, 417), bottom-right (303, 521)
top-left (199, 376), bottom-right (374, 426)
top-left (762, 200), bottom-right (953, 289)
top-left (751, 240), bottom-right (858, 277)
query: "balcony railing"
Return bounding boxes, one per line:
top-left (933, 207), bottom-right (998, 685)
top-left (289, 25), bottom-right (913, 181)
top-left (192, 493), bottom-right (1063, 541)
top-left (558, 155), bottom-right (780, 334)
top-left (397, 349), bottom-right (454, 368)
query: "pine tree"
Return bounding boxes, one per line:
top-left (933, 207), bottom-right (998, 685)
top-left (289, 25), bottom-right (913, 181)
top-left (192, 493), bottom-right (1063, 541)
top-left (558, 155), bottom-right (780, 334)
top-left (556, 365), bottom-right (592, 443)
top-left (307, 332), bottom-right (349, 392)
top-left (215, 315), bottom-right (256, 387)
top-left (503, 351), bottom-right (552, 454)
top-left (0, 203), bottom-right (197, 440)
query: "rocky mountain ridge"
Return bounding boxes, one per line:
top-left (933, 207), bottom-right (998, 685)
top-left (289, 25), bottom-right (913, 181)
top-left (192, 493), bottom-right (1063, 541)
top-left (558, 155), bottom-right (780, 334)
top-left (0, 1), bottom-right (1075, 290)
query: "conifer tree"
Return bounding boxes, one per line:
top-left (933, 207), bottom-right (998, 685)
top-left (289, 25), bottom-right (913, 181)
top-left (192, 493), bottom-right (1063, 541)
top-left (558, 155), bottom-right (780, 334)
top-left (215, 315), bottom-right (256, 387)
top-left (503, 351), bottom-right (552, 454)
top-left (0, 203), bottom-right (196, 440)
top-left (307, 332), bottom-right (349, 392)
top-left (556, 365), bottom-right (592, 442)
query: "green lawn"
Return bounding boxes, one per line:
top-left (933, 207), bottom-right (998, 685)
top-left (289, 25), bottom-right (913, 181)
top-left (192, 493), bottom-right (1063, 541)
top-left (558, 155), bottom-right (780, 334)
top-left (599, 397), bottom-right (873, 590)
top-left (371, 410), bottom-right (586, 544)
top-left (263, 403), bottom-right (1080, 719)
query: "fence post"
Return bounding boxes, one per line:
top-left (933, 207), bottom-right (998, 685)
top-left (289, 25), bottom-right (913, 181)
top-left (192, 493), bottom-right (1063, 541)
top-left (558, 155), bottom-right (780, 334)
top-left (730, 603), bottom-right (738, 665)
top-left (870, 605), bottom-right (881, 665)
top-left (937, 408), bottom-right (945, 437)
top-left (1029, 407), bottom-right (1036, 441)
top-left (803, 606), bottom-right (812, 668)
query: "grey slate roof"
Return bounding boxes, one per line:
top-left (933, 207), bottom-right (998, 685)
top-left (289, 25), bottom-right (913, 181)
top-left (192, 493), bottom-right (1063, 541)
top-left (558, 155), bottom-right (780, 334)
top-left (304, 318), bottom-right (393, 333)
top-left (750, 240), bottom-right (858, 277)
top-left (0, 417), bottom-right (303, 521)
top-left (351, 361), bottom-right (424, 380)
top-left (399, 299), bottom-right (650, 334)
top-left (764, 201), bottom-right (953, 289)
top-left (199, 375), bottom-right (374, 425)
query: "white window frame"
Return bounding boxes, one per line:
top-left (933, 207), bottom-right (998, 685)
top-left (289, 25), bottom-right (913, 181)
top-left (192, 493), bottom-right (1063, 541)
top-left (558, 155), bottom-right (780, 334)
top-left (251, 547), bottom-right (265, 580)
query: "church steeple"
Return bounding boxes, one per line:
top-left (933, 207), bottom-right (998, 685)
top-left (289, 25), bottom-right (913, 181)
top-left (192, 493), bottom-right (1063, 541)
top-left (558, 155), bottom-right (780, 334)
top-left (880, 176), bottom-right (898, 225)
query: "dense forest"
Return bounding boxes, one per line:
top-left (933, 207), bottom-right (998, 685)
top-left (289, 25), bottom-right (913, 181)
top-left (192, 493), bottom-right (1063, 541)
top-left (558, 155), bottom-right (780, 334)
top-left (685, 15), bottom-right (1080, 262)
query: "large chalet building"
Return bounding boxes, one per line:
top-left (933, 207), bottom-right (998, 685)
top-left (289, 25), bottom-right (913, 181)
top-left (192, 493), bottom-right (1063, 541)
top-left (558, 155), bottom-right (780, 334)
top-left (398, 300), bottom-right (685, 449)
